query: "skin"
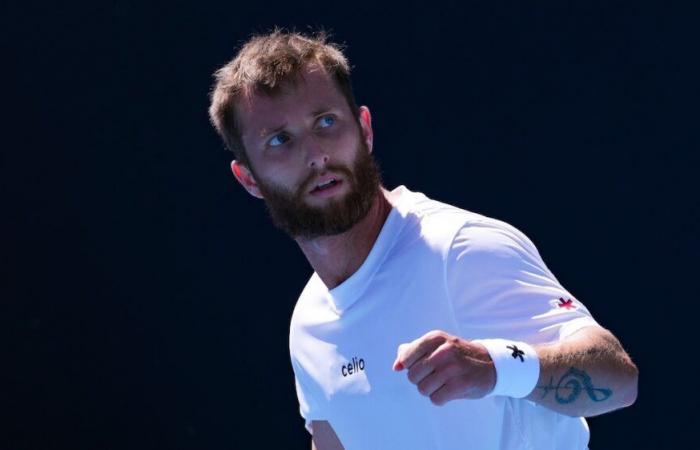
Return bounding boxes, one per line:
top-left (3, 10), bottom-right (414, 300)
top-left (392, 326), bottom-right (638, 417)
top-left (230, 64), bottom-right (638, 450)
top-left (311, 421), bottom-right (344, 450)
top-left (232, 64), bottom-right (395, 290)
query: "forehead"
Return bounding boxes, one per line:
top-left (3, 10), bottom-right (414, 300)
top-left (235, 66), bottom-right (348, 137)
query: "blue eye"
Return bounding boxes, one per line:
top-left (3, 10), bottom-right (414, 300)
top-left (269, 134), bottom-right (289, 147)
top-left (319, 116), bottom-right (335, 128)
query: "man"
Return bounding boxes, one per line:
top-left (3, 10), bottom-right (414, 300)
top-left (208, 30), bottom-right (638, 450)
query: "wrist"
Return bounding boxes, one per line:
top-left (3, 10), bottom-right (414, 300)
top-left (473, 338), bottom-right (540, 398)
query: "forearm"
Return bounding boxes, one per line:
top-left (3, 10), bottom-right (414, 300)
top-left (525, 326), bottom-right (638, 417)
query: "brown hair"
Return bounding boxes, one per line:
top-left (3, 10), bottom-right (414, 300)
top-left (208, 29), bottom-right (359, 167)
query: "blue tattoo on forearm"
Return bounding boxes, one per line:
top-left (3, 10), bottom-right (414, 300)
top-left (538, 367), bottom-right (613, 404)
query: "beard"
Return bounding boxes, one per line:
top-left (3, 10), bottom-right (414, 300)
top-left (252, 139), bottom-right (383, 239)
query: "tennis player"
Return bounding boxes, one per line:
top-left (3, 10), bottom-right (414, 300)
top-left (208, 29), bottom-right (638, 450)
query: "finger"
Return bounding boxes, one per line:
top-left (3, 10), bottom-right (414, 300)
top-left (406, 357), bottom-right (435, 385)
top-left (407, 340), bottom-right (460, 383)
top-left (417, 362), bottom-right (461, 397)
top-left (393, 343), bottom-right (411, 371)
top-left (421, 341), bottom-right (456, 368)
top-left (396, 331), bottom-right (447, 371)
top-left (429, 377), bottom-right (465, 406)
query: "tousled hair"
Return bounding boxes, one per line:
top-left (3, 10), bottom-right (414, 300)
top-left (208, 29), bottom-right (359, 167)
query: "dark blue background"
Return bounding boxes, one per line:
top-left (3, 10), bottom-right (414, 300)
top-left (4, 1), bottom-right (696, 448)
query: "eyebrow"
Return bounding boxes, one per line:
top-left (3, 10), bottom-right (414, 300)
top-left (258, 123), bottom-right (287, 140)
top-left (311, 107), bottom-right (333, 117)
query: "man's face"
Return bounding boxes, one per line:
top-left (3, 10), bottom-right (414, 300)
top-left (234, 66), bottom-right (382, 239)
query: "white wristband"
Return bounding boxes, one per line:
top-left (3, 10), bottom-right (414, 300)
top-left (473, 339), bottom-right (540, 398)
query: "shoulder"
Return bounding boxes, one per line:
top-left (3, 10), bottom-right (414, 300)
top-left (443, 216), bottom-right (555, 290)
top-left (395, 186), bottom-right (481, 226)
top-left (392, 186), bottom-right (489, 251)
top-left (448, 216), bottom-right (542, 264)
top-left (387, 186), bottom-right (540, 266)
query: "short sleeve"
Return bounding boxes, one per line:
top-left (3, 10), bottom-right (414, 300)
top-left (445, 218), bottom-right (599, 344)
top-left (291, 358), bottom-right (324, 435)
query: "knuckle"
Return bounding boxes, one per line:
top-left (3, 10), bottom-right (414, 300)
top-left (433, 343), bottom-right (458, 363)
top-left (424, 331), bottom-right (438, 341)
top-left (441, 341), bottom-right (458, 356)
top-left (426, 330), bottom-right (447, 341)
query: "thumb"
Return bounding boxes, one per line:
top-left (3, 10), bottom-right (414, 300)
top-left (393, 343), bottom-right (410, 371)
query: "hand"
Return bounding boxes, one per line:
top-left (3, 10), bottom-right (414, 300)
top-left (393, 330), bottom-right (497, 405)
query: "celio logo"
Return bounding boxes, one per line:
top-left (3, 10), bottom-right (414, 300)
top-left (341, 356), bottom-right (365, 377)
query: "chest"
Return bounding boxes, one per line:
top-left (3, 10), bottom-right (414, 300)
top-left (290, 248), bottom-right (528, 448)
top-left (303, 263), bottom-right (461, 408)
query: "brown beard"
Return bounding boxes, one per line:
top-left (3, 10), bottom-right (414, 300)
top-left (252, 139), bottom-right (383, 239)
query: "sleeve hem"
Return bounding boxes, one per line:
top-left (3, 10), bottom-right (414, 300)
top-left (558, 317), bottom-right (600, 340)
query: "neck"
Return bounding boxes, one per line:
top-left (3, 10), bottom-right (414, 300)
top-left (295, 186), bottom-right (394, 290)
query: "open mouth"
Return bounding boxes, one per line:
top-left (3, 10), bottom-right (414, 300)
top-left (311, 178), bottom-right (339, 193)
top-left (310, 178), bottom-right (342, 195)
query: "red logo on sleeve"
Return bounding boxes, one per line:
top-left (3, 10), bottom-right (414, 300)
top-left (557, 298), bottom-right (575, 309)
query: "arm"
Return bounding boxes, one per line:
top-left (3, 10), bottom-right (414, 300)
top-left (393, 326), bottom-right (638, 418)
top-left (526, 325), bottom-right (638, 417)
top-left (310, 420), bottom-right (344, 450)
top-left (432, 219), bottom-right (638, 416)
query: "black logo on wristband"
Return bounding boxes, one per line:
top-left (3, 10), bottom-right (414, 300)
top-left (507, 345), bottom-right (525, 362)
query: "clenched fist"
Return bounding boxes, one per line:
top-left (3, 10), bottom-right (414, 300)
top-left (393, 330), bottom-right (497, 405)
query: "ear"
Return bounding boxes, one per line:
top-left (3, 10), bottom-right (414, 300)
top-left (231, 160), bottom-right (264, 199)
top-left (358, 106), bottom-right (374, 153)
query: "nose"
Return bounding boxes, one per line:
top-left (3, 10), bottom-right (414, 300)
top-left (305, 136), bottom-right (330, 169)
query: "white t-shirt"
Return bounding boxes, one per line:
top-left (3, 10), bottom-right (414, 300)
top-left (289, 185), bottom-right (598, 450)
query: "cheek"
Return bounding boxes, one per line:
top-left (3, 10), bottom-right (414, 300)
top-left (272, 167), bottom-right (311, 194)
top-left (335, 133), bottom-right (362, 161)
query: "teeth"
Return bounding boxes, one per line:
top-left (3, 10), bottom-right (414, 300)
top-left (317, 179), bottom-right (335, 189)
